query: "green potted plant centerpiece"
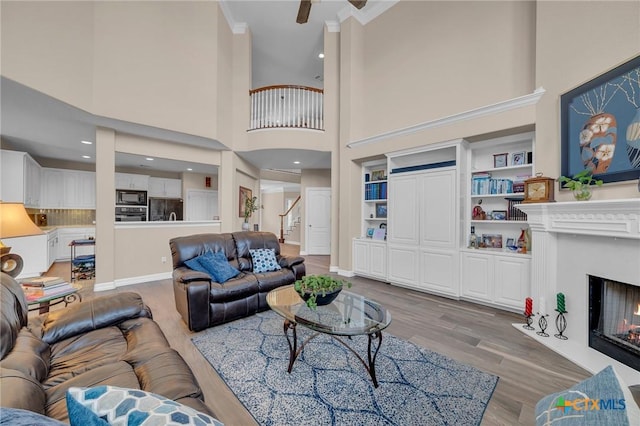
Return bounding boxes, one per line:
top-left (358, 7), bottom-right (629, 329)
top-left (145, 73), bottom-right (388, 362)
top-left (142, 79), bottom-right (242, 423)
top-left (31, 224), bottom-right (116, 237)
top-left (294, 274), bottom-right (352, 309)
top-left (243, 196), bottom-right (261, 230)
top-left (557, 169), bottom-right (603, 201)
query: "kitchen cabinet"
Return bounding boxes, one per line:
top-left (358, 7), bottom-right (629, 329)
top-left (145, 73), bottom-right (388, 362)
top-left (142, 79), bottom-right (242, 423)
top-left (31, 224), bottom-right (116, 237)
top-left (64, 170), bottom-right (96, 208)
top-left (460, 249), bottom-right (530, 311)
top-left (56, 227), bottom-right (96, 261)
top-left (47, 229), bottom-right (59, 269)
top-left (1, 150), bottom-right (42, 207)
top-left (353, 238), bottom-right (387, 280)
top-left (115, 173), bottom-right (149, 190)
top-left (41, 169), bottom-right (65, 208)
top-left (149, 177), bottom-right (182, 198)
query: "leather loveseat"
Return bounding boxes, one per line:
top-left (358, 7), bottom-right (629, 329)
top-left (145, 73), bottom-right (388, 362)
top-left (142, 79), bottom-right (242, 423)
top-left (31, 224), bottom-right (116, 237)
top-left (170, 231), bottom-right (305, 331)
top-left (0, 272), bottom-right (214, 423)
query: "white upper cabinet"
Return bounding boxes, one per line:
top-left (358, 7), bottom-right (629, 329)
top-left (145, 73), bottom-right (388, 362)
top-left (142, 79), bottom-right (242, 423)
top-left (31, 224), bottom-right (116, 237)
top-left (115, 172), bottom-right (149, 190)
top-left (148, 177), bottom-right (182, 198)
top-left (41, 169), bottom-right (65, 208)
top-left (1, 150), bottom-right (42, 207)
top-left (41, 168), bottom-right (95, 209)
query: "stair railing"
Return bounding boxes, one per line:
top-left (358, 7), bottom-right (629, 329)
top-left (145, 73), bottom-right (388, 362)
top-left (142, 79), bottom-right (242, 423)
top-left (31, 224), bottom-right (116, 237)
top-left (279, 195), bottom-right (301, 243)
top-left (249, 85), bottom-right (324, 131)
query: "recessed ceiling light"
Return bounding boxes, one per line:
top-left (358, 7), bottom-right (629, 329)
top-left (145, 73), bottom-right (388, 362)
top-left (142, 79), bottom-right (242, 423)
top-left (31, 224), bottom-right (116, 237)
top-left (293, 161), bottom-right (301, 165)
top-left (318, 53), bottom-right (324, 59)
top-left (187, 168), bottom-right (193, 171)
top-left (82, 155), bottom-right (91, 159)
top-left (81, 140), bottom-right (93, 145)
top-left (146, 157), bottom-right (154, 161)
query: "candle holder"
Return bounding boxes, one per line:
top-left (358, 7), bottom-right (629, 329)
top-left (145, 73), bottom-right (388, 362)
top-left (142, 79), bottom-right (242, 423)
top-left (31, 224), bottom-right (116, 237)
top-left (536, 313), bottom-right (549, 337)
top-left (554, 310), bottom-right (568, 340)
top-left (523, 313), bottom-right (535, 330)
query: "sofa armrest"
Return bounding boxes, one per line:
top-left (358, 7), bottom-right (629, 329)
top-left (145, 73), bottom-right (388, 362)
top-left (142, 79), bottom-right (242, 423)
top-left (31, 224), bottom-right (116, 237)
top-left (172, 269), bottom-right (212, 332)
top-left (173, 267), bottom-right (211, 284)
top-left (39, 292), bottom-right (151, 344)
top-left (278, 255), bottom-right (304, 269)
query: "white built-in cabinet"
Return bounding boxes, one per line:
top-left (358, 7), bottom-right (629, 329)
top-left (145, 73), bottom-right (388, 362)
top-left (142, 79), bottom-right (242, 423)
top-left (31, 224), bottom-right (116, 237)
top-left (47, 229), bottom-right (59, 270)
top-left (41, 168), bottom-right (96, 209)
top-left (148, 177), bottom-right (182, 198)
top-left (353, 239), bottom-right (387, 281)
top-left (1, 150), bottom-right (42, 207)
top-left (115, 172), bottom-right (149, 190)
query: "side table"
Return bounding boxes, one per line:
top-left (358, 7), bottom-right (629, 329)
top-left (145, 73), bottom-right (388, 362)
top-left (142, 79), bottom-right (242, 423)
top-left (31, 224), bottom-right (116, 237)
top-left (27, 287), bottom-right (81, 314)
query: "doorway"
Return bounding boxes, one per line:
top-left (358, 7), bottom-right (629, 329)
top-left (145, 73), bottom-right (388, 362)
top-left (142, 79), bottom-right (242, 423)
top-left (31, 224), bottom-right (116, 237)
top-left (305, 187), bottom-right (331, 255)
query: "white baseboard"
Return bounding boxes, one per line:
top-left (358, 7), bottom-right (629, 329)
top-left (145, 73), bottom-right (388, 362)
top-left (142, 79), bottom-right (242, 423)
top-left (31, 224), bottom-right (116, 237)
top-left (115, 272), bottom-right (172, 288)
top-left (337, 269), bottom-right (355, 278)
top-left (300, 250), bottom-right (308, 255)
top-left (93, 281), bottom-right (116, 292)
top-left (283, 241), bottom-right (300, 245)
top-left (329, 265), bottom-right (339, 273)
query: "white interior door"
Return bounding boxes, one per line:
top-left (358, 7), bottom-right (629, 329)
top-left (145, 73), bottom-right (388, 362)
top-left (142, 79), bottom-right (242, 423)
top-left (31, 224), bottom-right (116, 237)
top-left (305, 187), bottom-right (331, 255)
top-left (186, 190), bottom-right (218, 221)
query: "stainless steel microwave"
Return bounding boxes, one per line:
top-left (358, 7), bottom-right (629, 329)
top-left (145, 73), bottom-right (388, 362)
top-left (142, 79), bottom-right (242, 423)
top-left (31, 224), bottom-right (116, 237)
top-left (116, 189), bottom-right (147, 206)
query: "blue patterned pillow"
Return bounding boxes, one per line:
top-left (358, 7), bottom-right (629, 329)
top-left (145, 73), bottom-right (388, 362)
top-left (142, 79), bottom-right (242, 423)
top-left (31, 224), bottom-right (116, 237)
top-left (66, 386), bottom-right (223, 426)
top-left (197, 251), bottom-right (240, 283)
top-left (249, 248), bottom-right (282, 273)
top-left (535, 366), bottom-right (639, 426)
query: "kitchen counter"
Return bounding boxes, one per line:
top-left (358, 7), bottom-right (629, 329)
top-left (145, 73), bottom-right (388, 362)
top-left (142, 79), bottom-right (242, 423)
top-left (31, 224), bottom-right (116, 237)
top-left (40, 224), bottom-right (96, 233)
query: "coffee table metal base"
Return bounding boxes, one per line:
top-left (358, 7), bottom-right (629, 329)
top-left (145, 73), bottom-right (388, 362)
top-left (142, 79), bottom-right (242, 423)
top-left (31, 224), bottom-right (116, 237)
top-left (283, 319), bottom-right (383, 388)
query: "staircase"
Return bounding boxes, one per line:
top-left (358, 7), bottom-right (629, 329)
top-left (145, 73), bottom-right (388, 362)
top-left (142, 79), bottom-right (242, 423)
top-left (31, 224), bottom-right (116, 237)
top-left (279, 196), bottom-right (301, 243)
top-left (282, 216), bottom-right (301, 244)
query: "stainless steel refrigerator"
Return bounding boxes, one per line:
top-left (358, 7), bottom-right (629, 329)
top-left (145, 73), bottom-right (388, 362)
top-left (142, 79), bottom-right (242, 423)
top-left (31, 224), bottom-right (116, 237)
top-left (148, 198), bottom-right (183, 221)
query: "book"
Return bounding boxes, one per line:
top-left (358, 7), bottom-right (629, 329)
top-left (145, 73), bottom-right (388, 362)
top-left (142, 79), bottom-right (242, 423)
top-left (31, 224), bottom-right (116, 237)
top-left (20, 276), bottom-right (66, 287)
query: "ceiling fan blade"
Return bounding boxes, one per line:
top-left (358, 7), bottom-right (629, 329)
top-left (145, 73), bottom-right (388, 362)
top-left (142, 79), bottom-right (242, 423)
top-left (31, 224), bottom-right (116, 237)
top-left (348, 0), bottom-right (367, 10)
top-left (297, 0), bottom-right (311, 24)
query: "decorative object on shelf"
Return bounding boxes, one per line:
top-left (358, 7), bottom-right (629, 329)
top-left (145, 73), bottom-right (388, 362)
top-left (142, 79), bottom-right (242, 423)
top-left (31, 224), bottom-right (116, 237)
top-left (366, 228), bottom-right (375, 238)
top-left (370, 170), bottom-right (386, 181)
top-left (537, 313), bottom-right (550, 337)
top-left (523, 297), bottom-right (534, 330)
top-left (375, 203), bottom-right (387, 218)
top-left (554, 293), bottom-right (568, 340)
top-left (491, 210), bottom-right (507, 220)
top-left (493, 153), bottom-right (508, 168)
top-left (482, 234), bottom-right (502, 248)
top-left (372, 228), bottom-right (386, 241)
top-left (0, 201), bottom-right (45, 277)
top-left (517, 228), bottom-right (528, 254)
top-left (294, 274), bottom-right (351, 309)
top-left (469, 226), bottom-right (478, 249)
top-left (506, 238), bottom-right (516, 251)
top-left (472, 200), bottom-right (486, 220)
top-left (523, 173), bottom-right (555, 203)
top-left (512, 151), bottom-right (526, 166)
top-left (557, 169), bottom-right (603, 201)
top-left (561, 54), bottom-right (640, 184)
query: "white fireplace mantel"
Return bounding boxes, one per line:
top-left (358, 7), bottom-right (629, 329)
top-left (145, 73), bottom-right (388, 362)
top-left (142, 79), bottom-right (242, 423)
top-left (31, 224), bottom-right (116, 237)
top-left (516, 198), bottom-right (640, 384)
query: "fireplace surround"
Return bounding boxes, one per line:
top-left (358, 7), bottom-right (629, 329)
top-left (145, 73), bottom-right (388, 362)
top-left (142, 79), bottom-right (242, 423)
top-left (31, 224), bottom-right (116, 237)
top-left (517, 199), bottom-right (640, 384)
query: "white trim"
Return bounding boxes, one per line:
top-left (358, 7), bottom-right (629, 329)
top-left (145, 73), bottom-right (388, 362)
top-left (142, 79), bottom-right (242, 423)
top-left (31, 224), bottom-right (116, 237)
top-left (338, 0), bottom-right (399, 25)
top-left (93, 281), bottom-right (116, 292)
top-left (114, 221), bottom-right (221, 229)
top-left (329, 265), bottom-right (339, 273)
top-left (325, 21), bottom-right (340, 33)
top-left (337, 269), bottom-right (355, 278)
top-left (219, 1), bottom-right (247, 34)
top-left (347, 87), bottom-right (546, 149)
top-left (300, 250), bottom-right (308, 255)
top-left (115, 272), bottom-right (172, 288)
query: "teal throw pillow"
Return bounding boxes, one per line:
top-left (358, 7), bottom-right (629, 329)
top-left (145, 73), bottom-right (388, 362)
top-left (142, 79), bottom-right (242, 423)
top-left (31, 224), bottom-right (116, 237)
top-left (197, 251), bottom-right (240, 283)
top-left (66, 385), bottom-right (223, 426)
top-left (535, 365), bottom-right (639, 426)
top-left (184, 254), bottom-right (210, 274)
top-left (249, 248), bottom-right (282, 273)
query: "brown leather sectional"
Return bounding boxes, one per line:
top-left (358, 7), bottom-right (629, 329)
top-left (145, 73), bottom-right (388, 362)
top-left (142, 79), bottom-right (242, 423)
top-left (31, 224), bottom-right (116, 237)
top-left (0, 272), bottom-right (214, 423)
top-left (170, 231), bottom-right (306, 332)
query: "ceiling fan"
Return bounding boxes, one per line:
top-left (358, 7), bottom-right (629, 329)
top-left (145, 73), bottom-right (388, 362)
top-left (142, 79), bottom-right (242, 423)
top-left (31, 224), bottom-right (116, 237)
top-left (297, 0), bottom-right (367, 24)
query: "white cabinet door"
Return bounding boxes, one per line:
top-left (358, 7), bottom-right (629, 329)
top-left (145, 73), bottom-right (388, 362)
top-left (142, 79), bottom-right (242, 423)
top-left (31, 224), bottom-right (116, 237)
top-left (460, 251), bottom-right (493, 302)
top-left (148, 177), bottom-right (164, 197)
top-left (164, 178), bottom-right (182, 198)
top-left (25, 155), bottom-right (41, 207)
top-left (419, 249), bottom-right (458, 296)
top-left (369, 242), bottom-right (387, 279)
top-left (47, 230), bottom-right (58, 269)
top-left (1, 150), bottom-right (41, 207)
top-left (388, 175), bottom-right (419, 245)
top-left (387, 244), bottom-right (419, 287)
top-left (353, 239), bottom-right (370, 276)
top-left (420, 170), bottom-right (456, 248)
top-left (493, 255), bottom-right (530, 310)
top-left (115, 173), bottom-right (149, 190)
top-left (41, 169), bottom-right (65, 208)
top-left (75, 171), bottom-right (96, 208)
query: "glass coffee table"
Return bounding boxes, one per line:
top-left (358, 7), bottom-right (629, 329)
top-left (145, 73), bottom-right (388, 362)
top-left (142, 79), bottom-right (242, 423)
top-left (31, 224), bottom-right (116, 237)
top-left (266, 285), bottom-right (391, 387)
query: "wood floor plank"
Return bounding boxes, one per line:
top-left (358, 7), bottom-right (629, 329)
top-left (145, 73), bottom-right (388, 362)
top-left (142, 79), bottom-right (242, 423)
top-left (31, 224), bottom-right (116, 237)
top-left (41, 249), bottom-right (592, 425)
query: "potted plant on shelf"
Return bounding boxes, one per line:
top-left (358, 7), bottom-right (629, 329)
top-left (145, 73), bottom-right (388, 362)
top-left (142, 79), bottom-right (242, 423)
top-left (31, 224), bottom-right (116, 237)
top-left (243, 196), bottom-right (261, 230)
top-left (557, 169), bottom-right (603, 201)
top-left (294, 274), bottom-right (352, 309)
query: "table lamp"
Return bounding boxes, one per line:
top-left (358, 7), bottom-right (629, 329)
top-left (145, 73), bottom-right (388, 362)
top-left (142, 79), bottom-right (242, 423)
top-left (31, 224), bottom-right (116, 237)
top-left (0, 201), bottom-right (44, 277)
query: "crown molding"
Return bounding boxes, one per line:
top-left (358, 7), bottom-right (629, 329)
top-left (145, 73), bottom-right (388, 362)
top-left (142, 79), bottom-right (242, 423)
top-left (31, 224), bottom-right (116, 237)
top-left (347, 87), bottom-right (546, 149)
top-left (219, 0), bottom-right (247, 34)
top-left (339, 0), bottom-right (399, 25)
top-left (325, 20), bottom-right (341, 32)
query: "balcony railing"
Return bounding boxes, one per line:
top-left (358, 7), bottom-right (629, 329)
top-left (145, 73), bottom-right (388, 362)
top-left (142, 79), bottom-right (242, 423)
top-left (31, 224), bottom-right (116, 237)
top-left (249, 85), bottom-right (323, 131)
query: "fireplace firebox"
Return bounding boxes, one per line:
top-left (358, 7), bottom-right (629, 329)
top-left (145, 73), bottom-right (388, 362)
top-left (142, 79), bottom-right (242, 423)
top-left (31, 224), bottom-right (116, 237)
top-left (589, 275), bottom-right (640, 371)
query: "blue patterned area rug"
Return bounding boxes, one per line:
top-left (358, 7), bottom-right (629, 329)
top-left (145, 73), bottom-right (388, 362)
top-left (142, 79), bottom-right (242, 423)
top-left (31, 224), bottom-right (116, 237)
top-left (191, 311), bottom-right (498, 426)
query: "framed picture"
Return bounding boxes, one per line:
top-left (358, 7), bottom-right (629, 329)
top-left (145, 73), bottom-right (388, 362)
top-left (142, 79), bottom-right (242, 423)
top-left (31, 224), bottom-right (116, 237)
top-left (372, 228), bottom-right (386, 240)
top-left (493, 153), bottom-right (508, 168)
top-left (376, 203), bottom-right (387, 218)
top-left (239, 186), bottom-right (252, 217)
top-left (482, 234), bottom-right (503, 249)
top-left (366, 228), bottom-right (375, 238)
top-left (561, 55), bottom-right (640, 184)
top-left (492, 210), bottom-right (507, 220)
top-left (506, 238), bottom-right (515, 247)
top-left (512, 151), bottom-right (526, 166)
top-left (371, 170), bottom-right (386, 181)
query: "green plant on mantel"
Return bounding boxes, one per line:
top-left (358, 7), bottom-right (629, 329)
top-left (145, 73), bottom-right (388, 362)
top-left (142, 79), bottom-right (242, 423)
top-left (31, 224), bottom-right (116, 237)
top-left (557, 169), bottom-right (603, 201)
top-left (294, 274), bottom-right (351, 309)
top-left (243, 196), bottom-right (261, 223)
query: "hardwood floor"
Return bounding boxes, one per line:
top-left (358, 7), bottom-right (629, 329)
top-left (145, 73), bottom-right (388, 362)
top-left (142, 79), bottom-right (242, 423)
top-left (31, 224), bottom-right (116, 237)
top-left (43, 247), bottom-right (590, 425)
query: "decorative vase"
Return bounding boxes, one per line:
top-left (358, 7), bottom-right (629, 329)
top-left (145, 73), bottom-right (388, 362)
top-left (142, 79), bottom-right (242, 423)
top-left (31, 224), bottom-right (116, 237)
top-left (242, 222), bottom-right (250, 231)
top-left (572, 187), bottom-right (592, 201)
top-left (626, 108), bottom-right (640, 168)
top-left (301, 287), bottom-right (342, 306)
top-left (579, 113), bottom-right (617, 174)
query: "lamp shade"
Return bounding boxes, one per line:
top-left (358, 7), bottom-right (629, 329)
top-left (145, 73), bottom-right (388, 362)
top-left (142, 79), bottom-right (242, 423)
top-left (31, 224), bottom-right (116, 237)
top-left (0, 201), bottom-right (44, 239)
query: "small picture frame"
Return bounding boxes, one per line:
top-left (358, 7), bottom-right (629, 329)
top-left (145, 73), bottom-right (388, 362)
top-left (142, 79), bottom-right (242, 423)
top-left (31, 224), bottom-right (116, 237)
top-left (506, 238), bottom-right (515, 247)
top-left (482, 234), bottom-right (503, 248)
top-left (372, 228), bottom-right (386, 240)
top-left (366, 228), bottom-right (375, 238)
top-left (492, 210), bottom-right (507, 220)
top-left (493, 153), bottom-right (508, 168)
top-left (512, 151), bottom-right (526, 166)
top-left (376, 203), bottom-right (387, 218)
top-left (370, 170), bottom-right (386, 181)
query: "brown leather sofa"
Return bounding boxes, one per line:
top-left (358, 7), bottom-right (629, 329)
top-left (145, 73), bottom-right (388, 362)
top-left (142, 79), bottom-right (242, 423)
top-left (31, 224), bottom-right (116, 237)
top-left (0, 272), bottom-right (214, 423)
top-left (170, 231), bottom-right (305, 332)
